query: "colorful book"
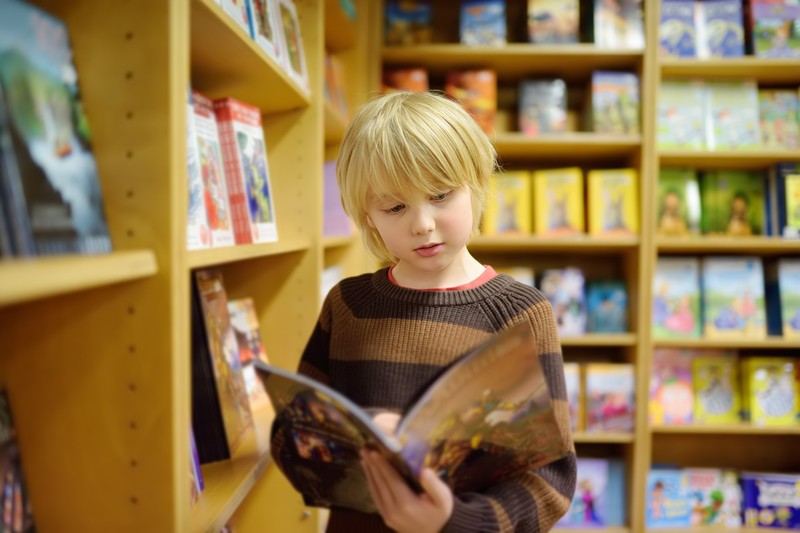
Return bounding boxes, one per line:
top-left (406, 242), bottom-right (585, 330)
top-left (323, 160), bottom-right (355, 238)
top-left (700, 169), bottom-right (767, 236)
top-left (444, 69), bottom-right (497, 134)
top-left (586, 280), bottom-right (628, 333)
top-left (275, 0), bottom-right (309, 92)
top-left (0, 390), bottom-right (35, 532)
top-left (221, 0), bottom-right (251, 34)
top-left (652, 256), bottom-right (702, 339)
top-left (586, 168), bottom-right (639, 236)
top-left (518, 79), bottom-right (568, 136)
top-left (657, 167), bottom-right (701, 236)
top-left (214, 97), bottom-right (278, 244)
top-left (650, 348), bottom-right (695, 425)
top-left (696, 0), bottom-right (745, 57)
top-left (460, 0), bottom-right (507, 46)
top-left (558, 457), bottom-right (626, 527)
top-left (758, 89), bottom-right (800, 149)
top-left (186, 92), bottom-right (210, 250)
top-left (740, 356), bottom-right (799, 426)
top-left (481, 171), bottom-right (532, 236)
top-left (778, 258), bottom-right (800, 337)
top-left (189, 429), bottom-right (204, 505)
top-left (532, 167), bottom-right (584, 236)
top-left (247, 0), bottom-right (283, 64)
top-left (228, 297), bottom-right (272, 411)
top-left (384, 0), bottom-right (432, 46)
top-left (190, 91), bottom-right (236, 248)
top-left (775, 162), bottom-right (800, 238)
top-left (702, 256), bottom-right (766, 338)
top-left (704, 80), bottom-right (761, 150)
top-left (657, 79), bottom-right (706, 149)
top-left (590, 71), bottom-right (640, 134)
top-left (527, 0), bottom-right (579, 43)
top-left (382, 67), bottom-right (429, 94)
top-left (563, 362), bottom-right (582, 432)
top-left (646, 468), bottom-right (692, 528)
top-left (584, 363), bottom-right (635, 433)
top-left (659, 0), bottom-right (698, 57)
top-left (693, 353), bottom-right (741, 424)
top-left (684, 468), bottom-right (742, 527)
top-left (540, 267), bottom-right (588, 336)
top-left (741, 471), bottom-right (800, 529)
top-left (594, 0), bottom-right (644, 49)
top-left (751, 0), bottom-right (800, 58)
top-left (0, 0), bottom-right (113, 256)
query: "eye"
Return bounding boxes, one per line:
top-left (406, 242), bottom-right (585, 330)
top-left (431, 191), bottom-right (450, 202)
top-left (385, 204), bottom-right (405, 214)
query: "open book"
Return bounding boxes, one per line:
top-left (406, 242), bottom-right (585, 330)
top-left (255, 322), bottom-right (569, 513)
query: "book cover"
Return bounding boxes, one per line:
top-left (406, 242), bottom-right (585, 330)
top-left (702, 256), bottom-right (766, 338)
top-left (221, 0), bottom-right (251, 34)
top-left (323, 160), bottom-right (355, 238)
top-left (324, 53), bottom-right (349, 119)
top-left (532, 167), bottom-right (584, 236)
top-left (696, 0), bottom-right (746, 57)
top-left (659, 0), bottom-right (698, 56)
top-left (192, 269), bottom-right (254, 463)
top-left (247, 0), bottom-right (283, 64)
top-left (684, 468), bottom-right (742, 527)
top-left (518, 79), bottom-right (568, 136)
top-left (652, 256), bottom-right (702, 339)
top-left (758, 89), bottom-right (800, 149)
top-left (186, 92), bottom-right (210, 250)
top-left (700, 169), bottom-right (767, 236)
top-left (741, 356), bottom-right (799, 426)
top-left (214, 97), bottom-right (278, 244)
top-left (778, 258), bottom-right (800, 337)
top-left (0, 0), bottom-right (113, 256)
top-left (276, 0), bottom-right (309, 92)
top-left (593, 0), bottom-right (644, 48)
top-left (527, 0), bottom-right (579, 43)
top-left (540, 267), bottom-right (588, 336)
top-left (584, 363), bottom-right (635, 433)
top-left (229, 297), bottom-right (272, 411)
top-left (704, 80), bottom-right (761, 150)
top-left (741, 471), bottom-right (800, 529)
top-left (444, 69), bottom-right (497, 134)
top-left (481, 170), bottom-right (532, 236)
top-left (586, 280), bottom-right (628, 333)
top-left (258, 322), bottom-right (570, 513)
top-left (563, 362), bottom-right (582, 432)
top-left (591, 71), bottom-right (640, 134)
top-left (557, 458), bottom-right (626, 528)
top-left (460, 0), bottom-right (507, 46)
top-left (657, 79), bottom-right (707, 149)
top-left (382, 67), bottom-right (429, 94)
top-left (775, 162), bottom-right (800, 238)
top-left (587, 168), bottom-right (639, 237)
top-left (0, 391), bottom-right (35, 533)
top-left (657, 167), bottom-right (701, 236)
top-left (693, 353), bottom-right (741, 424)
top-left (646, 469), bottom-right (691, 528)
top-left (190, 91), bottom-right (236, 248)
top-left (189, 428), bottom-right (204, 506)
top-left (384, 0), bottom-right (432, 46)
top-left (650, 348), bottom-right (695, 425)
top-left (751, 0), bottom-right (800, 58)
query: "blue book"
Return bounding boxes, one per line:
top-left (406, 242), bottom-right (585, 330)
top-left (697, 0), bottom-right (745, 57)
top-left (659, 0), bottom-right (697, 57)
top-left (646, 468), bottom-right (691, 528)
top-left (587, 280), bottom-right (628, 333)
top-left (557, 458), bottom-right (626, 528)
top-left (702, 256), bottom-right (766, 339)
top-left (460, 0), bottom-right (507, 46)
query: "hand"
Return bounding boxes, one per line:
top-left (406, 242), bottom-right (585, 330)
top-left (362, 450), bottom-right (453, 533)
top-left (373, 412), bottom-right (401, 436)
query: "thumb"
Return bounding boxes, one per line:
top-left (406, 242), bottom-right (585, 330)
top-left (419, 468), bottom-right (453, 511)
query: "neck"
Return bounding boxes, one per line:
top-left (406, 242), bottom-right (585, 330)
top-left (391, 251), bottom-right (484, 290)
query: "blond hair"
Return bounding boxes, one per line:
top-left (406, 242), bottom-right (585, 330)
top-left (336, 91), bottom-right (497, 265)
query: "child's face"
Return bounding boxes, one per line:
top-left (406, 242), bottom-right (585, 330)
top-left (366, 185), bottom-right (474, 280)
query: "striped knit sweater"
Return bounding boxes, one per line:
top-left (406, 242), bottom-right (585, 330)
top-left (271, 268), bottom-right (577, 532)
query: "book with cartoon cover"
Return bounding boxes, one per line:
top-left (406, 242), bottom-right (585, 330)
top-left (256, 322), bottom-right (569, 513)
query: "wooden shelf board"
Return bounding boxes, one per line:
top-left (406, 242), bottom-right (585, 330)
top-left (649, 529), bottom-right (797, 533)
top-left (494, 132), bottom-right (641, 160)
top-left (660, 57), bottom-right (800, 83)
top-left (0, 250), bottom-right (158, 308)
top-left (555, 528), bottom-right (629, 533)
top-left (573, 432), bottom-right (635, 443)
top-left (653, 337), bottom-right (800, 349)
top-left (322, 234), bottom-right (359, 249)
top-left (325, 0), bottom-right (357, 52)
top-left (188, 238), bottom-right (312, 268)
top-left (652, 423), bottom-right (800, 436)
top-left (383, 44), bottom-right (643, 80)
top-left (561, 333), bottom-right (637, 347)
top-left (470, 235), bottom-right (639, 253)
top-left (659, 149), bottom-right (800, 169)
top-left (190, 0), bottom-right (310, 113)
top-left (324, 99), bottom-right (347, 146)
top-left (657, 236), bottom-right (800, 255)
top-left (190, 406), bottom-right (274, 533)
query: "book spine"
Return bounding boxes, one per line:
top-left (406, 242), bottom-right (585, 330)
top-left (216, 111), bottom-right (254, 245)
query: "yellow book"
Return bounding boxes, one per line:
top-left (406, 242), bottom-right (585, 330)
top-left (742, 357), bottom-right (799, 426)
top-left (692, 355), bottom-right (740, 425)
top-left (482, 170), bottom-right (532, 235)
top-left (532, 167), bottom-right (584, 236)
top-left (587, 168), bottom-right (639, 236)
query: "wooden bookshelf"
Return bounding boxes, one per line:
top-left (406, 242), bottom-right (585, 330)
top-left (656, 236), bottom-right (800, 255)
top-left (660, 57), bottom-right (800, 83)
top-left (659, 149), bottom-right (800, 169)
top-left (493, 132), bottom-right (642, 160)
top-left (652, 423), bottom-right (800, 436)
top-left (469, 235), bottom-right (640, 253)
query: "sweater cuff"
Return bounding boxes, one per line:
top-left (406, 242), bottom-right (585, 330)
top-left (442, 496), bottom-right (494, 533)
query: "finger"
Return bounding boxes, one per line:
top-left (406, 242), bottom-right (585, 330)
top-left (368, 451), bottom-right (408, 507)
top-left (362, 451), bottom-right (385, 512)
top-left (419, 468), bottom-right (452, 511)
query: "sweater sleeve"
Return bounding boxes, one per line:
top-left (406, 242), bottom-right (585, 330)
top-left (443, 301), bottom-right (578, 532)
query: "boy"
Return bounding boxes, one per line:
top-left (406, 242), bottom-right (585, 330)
top-left (271, 91), bottom-right (576, 532)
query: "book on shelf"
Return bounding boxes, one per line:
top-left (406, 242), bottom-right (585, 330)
top-left (518, 79), bottom-right (568, 137)
top-left (657, 167), bottom-right (701, 237)
top-left (586, 168), bottom-right (639, 237)
top-left (258, 322), bottom-right (570, 513)
top-left (657, 79), bottom-right (707, 150)
top-left (584, 363), bottom-right (635, 433)
top-left (586, 280), bottom-right (628, 333)
top-left (645, 468), bottom-right (691, 528)
top-left (186, 91), bottom-right (211, 250)
top-left (228, 296), bottom-right (272, 411)
top-left (558, 457), bottom-right (625, 528)
top-left (540, 267), bottom-right (588, 336)
top-left (527, 0), bottom-right (579, 44)
top-left (190, 90), bottom-right (236, 248)
top-left (324, 53), bottom-right (349, 120)
top-left (775, 162), bottom-right (800, 238)
top-left (758, 89), bottom-right (800, 150)
top-left (700, 169), bottom-right (767, 236)
top-left (750, 0), bottom-right (800, 58)
top-left (214, 97), bottom-right (278, 244)
top-left (322, 160), bottom-right (355, 238)
top-left (741, 471), bottom-right (800, 529)
top-left (683, 468), bottom-right (742, 527)
top-left (247, 0), bottom-right (283, 65)
top-left (593, 0), bottom-right (645, 49)
top-left (0, 390), bottom-right (35, 533)
top-left (650, 348), bottom-right (695, 425)
top-left (532, 166), bottom-right (584, 236)
top-left (481, 170), bottom-right (532, 236)
top-left (659, 0), bottom-right (698, 57)
top-left (0, 0), bottom-right (113, 257)
top-left (740, 356), bottom-right (799, 426)
top-left (693, 353), bottom-right (741, 424)
top-left (777, 258), bottom-right (800, 337)
top-left (189, 428), bottom-right (204, 506)
top-left (702, 256), bottom-right (766, 339)
top-left (275, 0), bottom-right (309, 92)
top-left (384, 0), bottom-right (432, 46)
top-left (590, 70), bottom-right (640, 135)
top-left (191, 269), bottom-right (254, 464)
top-left (460, 0), bottom-right (507, 46)
top-left (563, 362), bottom-right (582, 432)
top-left (696, 0), bottom-right (746, 58)
top-left (220, 0), bottom-right (251, 35)
top-left (652, 256), bottom-right (702, 339)
top-left (444, 69), bottom-right (497, 135)
top-left (704, 80), bottom-right (761, 150)
top-left (382, 67), bottom-right (429, 94)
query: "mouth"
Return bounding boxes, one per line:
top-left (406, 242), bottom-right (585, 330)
top-left (414, 243), bottom-right (444, 257)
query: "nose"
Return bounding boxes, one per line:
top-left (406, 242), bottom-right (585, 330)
top-left (410, 206), bottom-right (435, 236)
